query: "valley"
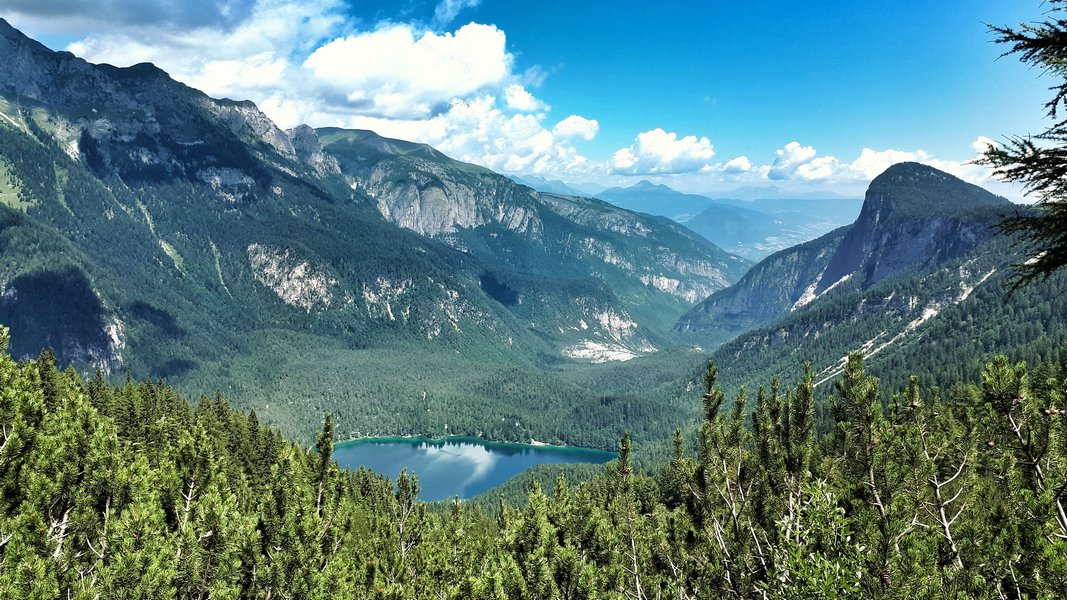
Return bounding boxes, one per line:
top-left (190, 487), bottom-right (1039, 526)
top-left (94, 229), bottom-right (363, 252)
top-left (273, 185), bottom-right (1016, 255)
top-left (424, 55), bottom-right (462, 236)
top-left (2, 7), bottom-right (1067, 597)
top-left (0, 16), bottom-right (1059, 453)
top-left (0, 18), bottom-right (746, 449)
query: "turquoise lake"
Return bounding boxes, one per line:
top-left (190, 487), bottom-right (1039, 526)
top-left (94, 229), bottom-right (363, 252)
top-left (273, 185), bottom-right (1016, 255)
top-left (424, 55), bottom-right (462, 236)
top-left (333, 436), bottom-right (616, 501)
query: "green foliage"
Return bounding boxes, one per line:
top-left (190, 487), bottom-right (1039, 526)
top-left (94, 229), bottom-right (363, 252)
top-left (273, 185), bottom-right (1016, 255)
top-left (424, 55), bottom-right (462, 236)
top-left (0, 85), bottom-right (738, 453)
top-left (980, 0), bottom-right (1067, 284)
top-left (2, 325), bottom-right (1067, 597)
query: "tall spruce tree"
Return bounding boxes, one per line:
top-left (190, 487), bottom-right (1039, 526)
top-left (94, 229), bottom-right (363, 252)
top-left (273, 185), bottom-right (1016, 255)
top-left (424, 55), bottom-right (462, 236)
top-left (981, 0), bottom-right (1067, 283)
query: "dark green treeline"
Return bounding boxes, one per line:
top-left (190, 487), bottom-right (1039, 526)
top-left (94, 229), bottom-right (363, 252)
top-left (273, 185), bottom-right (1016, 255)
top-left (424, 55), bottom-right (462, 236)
top-left (1, 325), bottom-right (1065, 598)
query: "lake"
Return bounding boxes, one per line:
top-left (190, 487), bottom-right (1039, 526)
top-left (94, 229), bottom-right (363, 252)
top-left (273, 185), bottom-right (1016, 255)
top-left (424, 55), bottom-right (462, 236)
top-left (333, 436), bottom-right (616, 501)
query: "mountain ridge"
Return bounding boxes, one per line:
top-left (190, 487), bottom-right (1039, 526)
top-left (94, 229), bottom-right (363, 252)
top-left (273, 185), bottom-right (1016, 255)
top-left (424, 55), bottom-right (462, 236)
top-left (677, 162), bottom-right (1012, 343)
top-left (0, 19), bottom-right (747, 446)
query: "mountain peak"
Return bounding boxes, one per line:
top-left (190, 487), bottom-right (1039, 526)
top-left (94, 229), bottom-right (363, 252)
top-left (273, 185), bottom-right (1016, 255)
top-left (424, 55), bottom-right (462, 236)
top-left (809, 162), bottom-right (1009, 295)
top-left (0, 18), bottom-right (25, 40)
top-left (0, 17), bottom-right (56, 60)
top-left (630, 180), bottom-right (669, 191)
top-left (865, 162), bottom-right (1010, 218)
top-left (871, 161), bottom-right (950, 184)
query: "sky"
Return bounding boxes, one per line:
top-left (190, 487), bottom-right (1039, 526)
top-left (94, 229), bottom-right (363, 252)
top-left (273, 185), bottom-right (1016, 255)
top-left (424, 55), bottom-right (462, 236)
top-left (0, 0), bottom-right (1053, 199)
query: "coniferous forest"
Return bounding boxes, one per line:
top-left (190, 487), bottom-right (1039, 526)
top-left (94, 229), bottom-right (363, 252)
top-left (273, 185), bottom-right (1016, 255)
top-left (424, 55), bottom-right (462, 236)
top-left (5, 2), bottom-right (1067, 598)
top-left (3, 323), bottom-right (1066, 598)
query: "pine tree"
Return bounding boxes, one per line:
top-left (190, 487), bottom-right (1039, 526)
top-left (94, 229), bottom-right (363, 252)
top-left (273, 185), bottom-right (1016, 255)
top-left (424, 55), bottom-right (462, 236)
top-left (980, 0), bottom-right (1067, 283)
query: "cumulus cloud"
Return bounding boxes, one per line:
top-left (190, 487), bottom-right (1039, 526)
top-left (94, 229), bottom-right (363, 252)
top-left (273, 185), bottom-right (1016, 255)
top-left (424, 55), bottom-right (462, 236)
top-left (848, 147), bottom-right (933, 181)
top-left (971, 135), bottom-right (997, 154)
top-left (764, 139), bottom-right (1001, 187)
top-left (66, 0), bottom-right (344, 104)
top-left (503, 84), bottom-right (549, 112)
top-left (643, 135), bottom-right (1029, 202)
top-left (304, 23), bottom-right (511, 119)
top-left (552, 115), bottom-right (599, 141)
top-left (768, 141), bottom-right (829, 180)
top-left (721, 155), bottom-right (752, 174)
top-left (610, 128), bottom-right (716, 175)
top-left (339, 97), bottom-right (594, 176)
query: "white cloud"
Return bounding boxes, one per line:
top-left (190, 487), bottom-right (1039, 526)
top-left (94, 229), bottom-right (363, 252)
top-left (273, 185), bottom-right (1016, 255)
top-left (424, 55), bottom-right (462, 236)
top-left (764, 138), bottom-right (1000, 188)
top-left (305, 23), bottom-right (511, 119)
top-left (3, 0), bottom-right (257, 31)
top-left (48, 0), bottom-right (606, 177)
top-left (432, 0), bottom-right (481, 28)
top-left (552, 115), bottom-right (599, 141)
top-left (848, 147), bottom-right (932, 181)
top-left (721, 155), bottom-right (752, 173)
top-left (66, 0), bottom-right (344, 104)
top-left (768, 141), bottom-right (828, 180)
top-left (610, 128), bottom-right (716, 175)
top-left (659, 136), bottom-right (1025, 201)
top-left (504, 84), bottom-right (549, 112)
top-left (971, 135), bottom-right (997, 154)
top-left (336, 96), bottom-right (594, 176)
top-left (615, 134), bottom-right (1036, 205)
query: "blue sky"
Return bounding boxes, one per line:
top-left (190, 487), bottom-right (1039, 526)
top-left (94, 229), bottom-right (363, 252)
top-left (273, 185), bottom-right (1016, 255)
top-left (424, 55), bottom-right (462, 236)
top-left (2, 0), bottom-right (1050, 198)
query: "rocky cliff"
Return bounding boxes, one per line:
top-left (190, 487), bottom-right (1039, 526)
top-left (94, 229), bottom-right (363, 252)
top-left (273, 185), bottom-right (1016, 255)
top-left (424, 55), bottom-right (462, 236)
top-left (320, 128), bottom-right (750, 357)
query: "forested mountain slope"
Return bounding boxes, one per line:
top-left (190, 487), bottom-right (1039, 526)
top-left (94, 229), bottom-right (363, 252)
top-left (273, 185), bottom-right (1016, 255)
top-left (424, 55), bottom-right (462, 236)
top-left (678, 163), bottom-right (1065, 394)
top-left (678, 163), bottom-right (1010, 342)
top-left (0, 19), bottom-right (747, 445)
top-left (3, 327), bottom-right (1065, 598)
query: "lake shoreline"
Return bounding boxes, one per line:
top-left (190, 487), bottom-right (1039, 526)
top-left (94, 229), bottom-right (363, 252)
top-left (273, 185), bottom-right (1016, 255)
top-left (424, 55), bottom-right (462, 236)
top-left (334, 434), bottom-right (616, 457)
top-left (332, 435), bottom-right (617, 501)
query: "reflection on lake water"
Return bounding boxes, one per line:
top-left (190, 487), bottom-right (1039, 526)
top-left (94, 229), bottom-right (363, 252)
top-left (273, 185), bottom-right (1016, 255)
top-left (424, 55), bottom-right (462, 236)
top-left (333, 437), bottom-right (616, 502)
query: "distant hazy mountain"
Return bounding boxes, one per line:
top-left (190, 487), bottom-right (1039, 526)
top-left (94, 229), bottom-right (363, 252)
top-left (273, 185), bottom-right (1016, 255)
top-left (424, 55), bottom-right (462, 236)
top-left (0, 18), bottom-right (749, 446)
top-left (506, 174), bottom-right (590, 197)
top-left (708, 185), bottom-right (859, 202)
top-left (597, 180), bottom-right (714, 221)
top-left (710, 196), bottom-right (864, 226)
top-left (596, 180), bottom-right (860, 260)
top-left (677, 163), bottom-right (1065, 394)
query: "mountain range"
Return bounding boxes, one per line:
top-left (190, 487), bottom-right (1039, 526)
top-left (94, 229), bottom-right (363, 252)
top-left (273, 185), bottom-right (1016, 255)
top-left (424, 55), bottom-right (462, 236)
top-left (595, 180), bottom-right (862, 260)
top-left (0, 17), bottom-right (1062, 452)
top-left (0, 18), bottom-right (753, 446)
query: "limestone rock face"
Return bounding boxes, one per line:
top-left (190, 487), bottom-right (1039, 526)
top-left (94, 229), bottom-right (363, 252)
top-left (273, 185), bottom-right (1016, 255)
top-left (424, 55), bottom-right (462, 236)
top-left (366, 161), bottom-right (544, 238)
top-left (286, 124), bottom-right (340, 175)
top-left (247, 243), bottom-right (337, 313)
top-left (209, 100), bottom-right (296, 159)
top-left (814, 163), bottom-right (1008, 296)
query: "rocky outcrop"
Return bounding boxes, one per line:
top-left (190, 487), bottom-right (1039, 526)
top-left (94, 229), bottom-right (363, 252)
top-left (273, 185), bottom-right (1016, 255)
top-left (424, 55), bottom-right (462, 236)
top-left (286, 125), bottom-right (340, 175)
top-left (368, 162), bottom-right (544, 237)
top-left (247, 243), bottom-right (338, 313)
top-left (208, 100), bottom-right (295, 159)
top-left (814, 163), bottom-right (1008, 295)
top-left (676, 228), bottom-right (846, 339)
